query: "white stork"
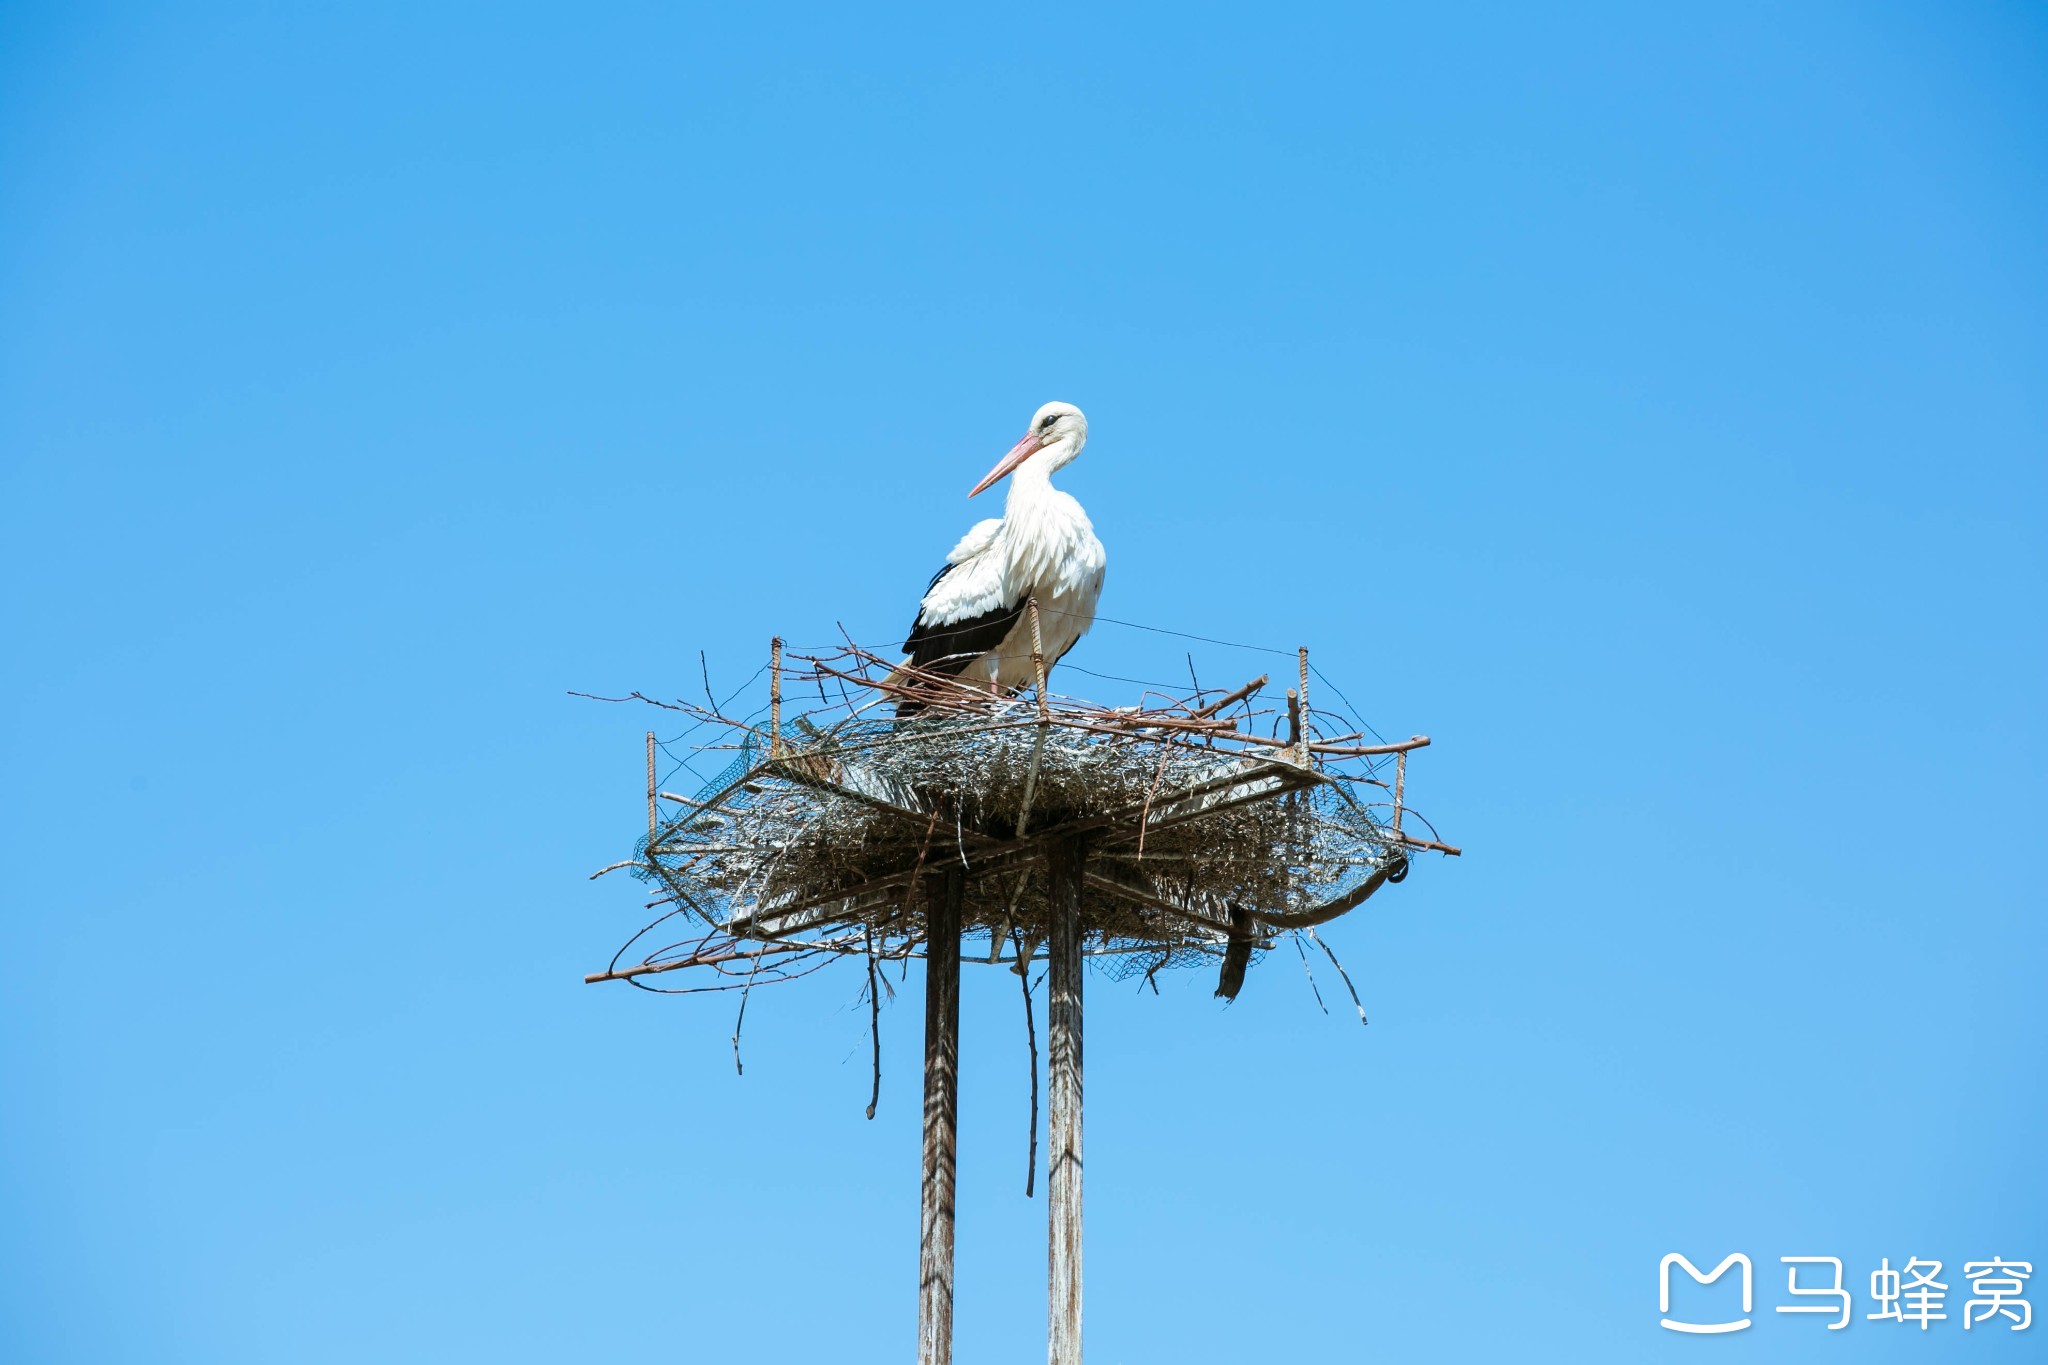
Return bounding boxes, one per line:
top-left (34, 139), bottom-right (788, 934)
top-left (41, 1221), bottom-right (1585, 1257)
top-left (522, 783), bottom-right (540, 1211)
top-left (900, 401), bottom-right (1106, 705)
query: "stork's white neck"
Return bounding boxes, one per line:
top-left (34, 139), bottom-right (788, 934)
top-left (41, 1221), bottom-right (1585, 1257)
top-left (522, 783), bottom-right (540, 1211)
top-left (1004, 440), bottom-right (1077, 510)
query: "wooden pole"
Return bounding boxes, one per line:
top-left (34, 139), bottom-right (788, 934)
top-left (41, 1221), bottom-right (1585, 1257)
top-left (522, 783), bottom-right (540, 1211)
top-left (1296, 646), bottom-right (1311, 765)
top-left (1046, 835), bottom-right (1086, 1365)
top-left (918, 867), bottom-right (964, 1365)
top-left (1029, 596), bottom-right (1049, 717)
top-left (1394, 749), bottom-right (1406, 835)
top-left (769, 636), bottom-right (783, 758)
top-left (645, 731), bottom-right (657, 839)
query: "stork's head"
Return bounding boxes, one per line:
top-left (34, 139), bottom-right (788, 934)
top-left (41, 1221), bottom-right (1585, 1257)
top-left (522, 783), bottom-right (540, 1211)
top-left (969, 401), bottom-right (1089, 497)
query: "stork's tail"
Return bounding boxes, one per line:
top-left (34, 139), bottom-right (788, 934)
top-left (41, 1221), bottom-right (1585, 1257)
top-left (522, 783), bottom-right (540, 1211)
top-left (887, 653), bottom-right (988, 719)
top-left (886, 661), bottom-right (933, 718)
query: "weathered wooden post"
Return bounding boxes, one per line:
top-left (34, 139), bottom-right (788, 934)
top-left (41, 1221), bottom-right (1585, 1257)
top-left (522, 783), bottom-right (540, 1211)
top-left (1296, 646), bottom-right (1311, 764)
top-left (645, 731), bottom-right (657, 839)
top-left (1394, 748), bottom-right (1407, 835)
top-left (1046, 834), bottom-right (1087, 1365)
top-left (918, 867), bottom-right (965, 1365)
top-left (1030, 596), bottom-right (1049, 720)
top-left (769, 636), bottom-right (783, 758)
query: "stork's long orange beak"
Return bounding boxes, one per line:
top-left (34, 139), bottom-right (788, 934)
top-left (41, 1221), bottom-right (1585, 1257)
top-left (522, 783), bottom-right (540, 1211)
top-left (968, 431), bottom-right (1043, 498)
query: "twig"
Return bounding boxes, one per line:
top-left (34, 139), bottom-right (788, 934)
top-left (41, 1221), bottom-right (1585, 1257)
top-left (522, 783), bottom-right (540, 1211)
top-left (1188, 674), bottom-right (1268, 720)
top-left (1013, 925), bottom-right (1040, 1198)
top-left (1134, 741), bottom-right (1174, 859)
top-left (1307, 927), bottom-right (1368, 1026)
top-left (1015, 722), bottom-right (1049, 838)
top-left (901, 810), bottom-right (943, 920)
top-left (567, 689), bottom-right (689, 710)
top-left (864, 920), bottom-right (882, 1120)
top-left (732, 948), bottom-right (765, 1074)
top-left (1293, 933), bottom-right (1327, 1014)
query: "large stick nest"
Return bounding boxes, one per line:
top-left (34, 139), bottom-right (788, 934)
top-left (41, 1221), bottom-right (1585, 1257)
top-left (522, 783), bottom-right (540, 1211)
top-left (588, 641), bottom-right (1455, 995)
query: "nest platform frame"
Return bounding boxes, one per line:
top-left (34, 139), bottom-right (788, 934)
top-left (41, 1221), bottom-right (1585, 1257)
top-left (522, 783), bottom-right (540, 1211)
top-left (583, 610), bottom-right (1457, 1364)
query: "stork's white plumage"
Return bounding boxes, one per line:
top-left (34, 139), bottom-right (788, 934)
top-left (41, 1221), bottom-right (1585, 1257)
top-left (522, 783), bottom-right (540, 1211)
top-left (902, 401), bottom-right (1106, 700)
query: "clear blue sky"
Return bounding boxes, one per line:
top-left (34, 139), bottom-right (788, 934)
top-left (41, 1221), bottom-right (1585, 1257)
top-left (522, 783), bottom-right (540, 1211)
top-left (2, 4), bottom-right (2042, 1361)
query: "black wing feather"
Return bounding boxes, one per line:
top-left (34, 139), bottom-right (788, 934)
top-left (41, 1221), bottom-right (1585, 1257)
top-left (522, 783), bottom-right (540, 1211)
top-left (903, 564), bottom-right (1025, 677)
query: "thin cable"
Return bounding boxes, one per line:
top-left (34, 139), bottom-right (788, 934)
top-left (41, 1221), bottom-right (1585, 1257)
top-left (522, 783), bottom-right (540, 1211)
top-left (655, 664), bottom-right (771, 750)
top-left (1308, 662), bottom-right (1389, 746)
top-left (1059, 663), bottom-right (1207, 691)
top-left (1061, 609), bottom-right (1301, 657)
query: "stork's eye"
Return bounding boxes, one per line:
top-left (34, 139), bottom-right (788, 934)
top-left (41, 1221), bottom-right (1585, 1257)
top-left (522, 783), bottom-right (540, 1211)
top-left (1039, 415), bottom-right (1059, 431)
